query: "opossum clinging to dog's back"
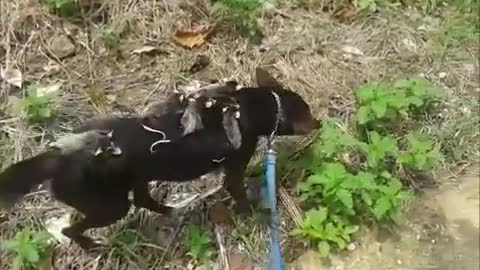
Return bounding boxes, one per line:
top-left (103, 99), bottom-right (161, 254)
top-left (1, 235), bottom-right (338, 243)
top-left (141, 81), bottom-right (242, 149)
top-left (50, 129), bottom-right (122, 156)
top-left (180, 81), bottom-right (239, 135)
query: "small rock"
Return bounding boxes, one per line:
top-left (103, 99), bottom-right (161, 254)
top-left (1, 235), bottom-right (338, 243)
top-left (438, 72), bottom-right (448, 79)
top-left (341, 45), bottom-right (364, 56)
top-left (49, 34), bottom-right (76, 60)
top-left (347, 242), bottom-right (357, 251)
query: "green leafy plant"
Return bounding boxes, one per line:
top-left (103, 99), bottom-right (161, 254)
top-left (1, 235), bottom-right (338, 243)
top-left (294, 77), bottom-right (442, 257)
top-left (355, 77), bottom-right (442, 126)
top-left (97, 17), bottom-right (133, 56)
top-left (353, 0), bottom-right (379, 12)
top-left (42, 0), bottom-right (79, 17)
top-left (1, 229), bottom-right (55, 270)
top-left (185, 224), bottom-right (213, 264)
top-left (20, 85), bottom-right (56, 125)
top-left (212, 0), bottom-right (270, 38)
top-left (292, 207), bottom-right (359, 257)
top-left (398, 132), bottom-right (442, 170)
top-left (100, 26), bottom-right (121, 51)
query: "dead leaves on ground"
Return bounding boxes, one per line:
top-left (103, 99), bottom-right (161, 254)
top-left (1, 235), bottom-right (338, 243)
top-left (333, 3), bottom-right (358, 24)
top-left (174, 25), bottom-right (211, 49)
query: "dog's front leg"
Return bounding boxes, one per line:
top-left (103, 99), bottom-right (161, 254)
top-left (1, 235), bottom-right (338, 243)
top-left (223, 139), bottom-right (257, 215)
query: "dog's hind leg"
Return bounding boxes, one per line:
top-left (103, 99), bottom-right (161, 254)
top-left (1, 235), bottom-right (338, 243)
top-left (132, 181), bottom-right (173, 214)
top-left (61, 196), bottom-right (130, 250)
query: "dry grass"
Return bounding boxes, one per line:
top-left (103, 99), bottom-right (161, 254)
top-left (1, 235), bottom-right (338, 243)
top-left (0, 0), bottom-right (478, 269)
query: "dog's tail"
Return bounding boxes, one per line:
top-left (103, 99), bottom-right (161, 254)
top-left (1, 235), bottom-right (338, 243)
top-left (0, 151), bottom-right (60, 210)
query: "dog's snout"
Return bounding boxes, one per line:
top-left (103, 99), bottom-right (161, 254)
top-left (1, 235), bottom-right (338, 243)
top-left (292, 118), bottom-right (318, 134)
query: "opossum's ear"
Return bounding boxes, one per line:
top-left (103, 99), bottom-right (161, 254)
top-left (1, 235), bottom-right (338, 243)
top-left (222, 107), bottom-right (242, 149)
top-left (255, 67), bottom-right (283, 89)
top-left (94, 147), bottom-right (104, 156)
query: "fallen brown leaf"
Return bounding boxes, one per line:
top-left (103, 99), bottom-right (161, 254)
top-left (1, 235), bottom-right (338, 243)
top-left (333, 3), bottom-right (358, 24)
top-left (174, 26), bottom-right (209, 49)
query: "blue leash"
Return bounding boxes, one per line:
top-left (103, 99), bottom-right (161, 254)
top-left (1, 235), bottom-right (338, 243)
top-left (262, 144), bottom-right (286, 270)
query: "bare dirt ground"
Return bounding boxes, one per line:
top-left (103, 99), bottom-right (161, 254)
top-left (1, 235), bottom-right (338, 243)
top-left (0, 0), bottom-right (478, 269)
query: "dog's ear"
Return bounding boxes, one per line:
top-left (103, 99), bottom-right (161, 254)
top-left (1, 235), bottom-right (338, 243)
top-left (222, 107), bottom-right (242, 149)
top-left (255, 67), bottom-right (283, 89)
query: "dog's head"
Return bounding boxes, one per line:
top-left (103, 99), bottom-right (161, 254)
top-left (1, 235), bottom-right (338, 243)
top-left (255, 67), bottom-right (317, 136)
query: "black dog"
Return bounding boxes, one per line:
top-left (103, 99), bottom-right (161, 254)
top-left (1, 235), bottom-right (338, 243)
top-left (0, 68), bottom-right (316, 249)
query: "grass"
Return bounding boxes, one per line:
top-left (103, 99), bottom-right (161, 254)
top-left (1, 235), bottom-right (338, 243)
top-left (0, 0), bottom-right (478, 268)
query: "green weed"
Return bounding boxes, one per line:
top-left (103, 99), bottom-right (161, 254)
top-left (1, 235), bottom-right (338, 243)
top-left (42, 0), bottom-right (79, 17)
top-left (428, 13), bottom-right (478, 59)
top-left (212, 0), bottom-right (271, 38)
top-left (20, 85), bottom-right (56, 125)
top-left (355, 77), bottom-right (443, 128)
top-left (106, 227), bottom-right (151, 269)
top-left (1, 229), bottom-right (55, 270)
top-left (185, 224), bottom-right (213, 264)
top-left (98, 17), bottom-right (133, 55)
top-left (293, 77), bottom-right (444, 257)
top-left (100, 26), bottom-right (121, 51)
